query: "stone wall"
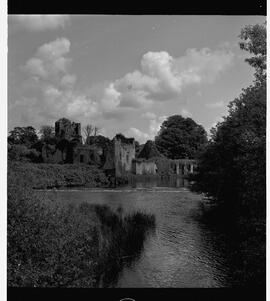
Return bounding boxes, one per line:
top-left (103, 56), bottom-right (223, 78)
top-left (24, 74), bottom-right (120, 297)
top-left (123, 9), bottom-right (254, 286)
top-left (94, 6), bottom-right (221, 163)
top-left (133, 160), bottom-right (157, 175)
top-left (114, 135), bottom-right (135, 177)
top-left (170, 159), bottom-right (196, 175)
top-left (73, 145), bottom-right (100, 165)
top-left (41, 144), bottom-right (66, 164)
top-left (55, 118), bottom-right (81, 142)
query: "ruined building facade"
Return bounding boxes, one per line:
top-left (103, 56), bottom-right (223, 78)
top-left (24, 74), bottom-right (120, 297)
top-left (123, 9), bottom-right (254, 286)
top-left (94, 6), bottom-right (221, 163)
top-left (42, 118), bottom-right (98, 165)
top-left (55, 118), bottom-right (82, 142)
top-left (41, 118), bottom-right (197, 178)
top-left (103, 134), bottom-right (136, 178)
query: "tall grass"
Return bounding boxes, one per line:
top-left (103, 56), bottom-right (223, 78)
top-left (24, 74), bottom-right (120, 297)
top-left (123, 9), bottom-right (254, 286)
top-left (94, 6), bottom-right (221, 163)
top-left (94, 206), bottom-right (155, 287)
top-left (8, 178), bottom-right (156, 287)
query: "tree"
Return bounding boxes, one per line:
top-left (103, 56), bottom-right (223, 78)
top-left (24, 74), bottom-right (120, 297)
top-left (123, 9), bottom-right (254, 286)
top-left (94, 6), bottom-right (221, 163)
top-left (137, 140), bottom-right (162, 159)
top-left (193, 22), bottom-right (266, 216)
top-left (83, 125), bottom-right (100, 144)
top-left (39, 125), bottom-right (55, 140)
top-left (8, 126), bottom-right (38, 148)
top-left (155, 115), bottom-right (207, 159)
top-left (239, 22), bottom-right (266, 83)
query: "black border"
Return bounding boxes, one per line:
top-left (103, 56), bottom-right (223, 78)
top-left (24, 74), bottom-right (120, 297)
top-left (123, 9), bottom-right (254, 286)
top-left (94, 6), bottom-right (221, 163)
top-left (7, 287), bottom-right (267, 301)
top-left (6, 1), bottom-right (267, 301)
top-left (7, 0), bottom-right (267, 15)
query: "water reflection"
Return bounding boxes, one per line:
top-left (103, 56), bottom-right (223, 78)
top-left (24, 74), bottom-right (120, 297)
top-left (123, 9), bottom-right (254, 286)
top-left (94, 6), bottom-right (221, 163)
top-left (41, 177), bottom-right (245, 287)
top-left (129, 175), bottom-right (189, 189)
top-left (93, 205), bottom-right (156, 287)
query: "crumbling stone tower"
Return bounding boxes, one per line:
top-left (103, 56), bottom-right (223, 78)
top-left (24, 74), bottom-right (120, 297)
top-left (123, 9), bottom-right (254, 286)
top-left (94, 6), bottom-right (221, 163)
top-left (113, 134), bottom-right (135, 177)
top-left (55, 118), bottom-right (82, 143)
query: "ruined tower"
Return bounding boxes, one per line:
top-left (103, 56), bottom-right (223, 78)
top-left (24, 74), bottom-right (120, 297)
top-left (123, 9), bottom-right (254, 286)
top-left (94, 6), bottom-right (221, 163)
top-left (55, 118), bottom-right (82, 143)
top-left (114, 134), bottom-right (136, 177)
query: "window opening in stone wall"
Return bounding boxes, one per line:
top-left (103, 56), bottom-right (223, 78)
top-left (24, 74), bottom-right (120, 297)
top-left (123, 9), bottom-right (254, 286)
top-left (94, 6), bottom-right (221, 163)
top-left (80, 154), bottom-right (84, 163)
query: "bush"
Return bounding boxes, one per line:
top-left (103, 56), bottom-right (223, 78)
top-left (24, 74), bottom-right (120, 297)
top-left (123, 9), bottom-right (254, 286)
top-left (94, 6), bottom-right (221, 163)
top-left (8, 161), bottom-right (109, 189)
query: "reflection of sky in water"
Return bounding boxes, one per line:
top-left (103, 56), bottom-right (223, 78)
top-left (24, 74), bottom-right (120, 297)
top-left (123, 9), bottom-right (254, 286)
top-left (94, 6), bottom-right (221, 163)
top-left (39, 179), bottom-right (236, 287)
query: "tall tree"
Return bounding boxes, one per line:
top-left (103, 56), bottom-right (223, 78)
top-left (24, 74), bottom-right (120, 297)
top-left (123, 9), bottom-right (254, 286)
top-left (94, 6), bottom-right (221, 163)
top-left (193, 22), bottom-right (266, 215)
top-left (155, 115), bottom-right (207, 159)
top-left (8, 126), bottom-right (38, 148)
top-left (239, 22), bottom-right (266, 83)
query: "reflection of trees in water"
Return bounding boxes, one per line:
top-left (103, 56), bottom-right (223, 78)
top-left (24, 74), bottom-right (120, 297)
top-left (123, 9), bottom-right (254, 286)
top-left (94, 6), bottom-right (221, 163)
top-left (192, 202), bottom-right (265, 287)
top-left (93, 205), bottom-right (156, 287)
top-left (129, 176), bottom-right (189, 189)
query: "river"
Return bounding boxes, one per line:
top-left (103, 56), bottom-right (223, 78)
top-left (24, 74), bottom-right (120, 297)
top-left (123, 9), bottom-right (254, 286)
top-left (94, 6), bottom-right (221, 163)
top-left (40, 177), bottom-right (239, 287)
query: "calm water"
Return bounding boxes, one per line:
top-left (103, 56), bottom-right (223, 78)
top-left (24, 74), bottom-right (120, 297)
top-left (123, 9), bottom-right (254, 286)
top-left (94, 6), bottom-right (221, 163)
top-left (40, 177), bottom-right (237, 287)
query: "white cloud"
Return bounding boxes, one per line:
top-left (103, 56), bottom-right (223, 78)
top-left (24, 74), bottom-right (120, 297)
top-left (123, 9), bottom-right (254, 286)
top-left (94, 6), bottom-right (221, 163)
top-left (125, 115), bottom-right (167, 143)
top-left (19, 38), bottom-right (100, 123)
top-left (175, 48), bottom-right (234, 85)
top-left (126, 127), bottom-right (150, 142)
top-left (10, 15), bottom-right (70, 31)
top-left (66, 95), bottom-right (98, 118)
top-left (100, 83), bottom-right (121, 112)
top-left (14, 41), bottom-right (234, 139)
top-left (102, 47), bottom-right (234, 112)
top-left (23, 38), bottom-right (72, 81)
top-left (24, 58), bottom-right (48, 78)
top-left (60, 74), bottom-right (77, 88)
top-left (149, 115), bottom-right (167, 137)
top-left (206, 101), bottom-right (225, 108)
top-left (180, 108), bottom-right (192, 117)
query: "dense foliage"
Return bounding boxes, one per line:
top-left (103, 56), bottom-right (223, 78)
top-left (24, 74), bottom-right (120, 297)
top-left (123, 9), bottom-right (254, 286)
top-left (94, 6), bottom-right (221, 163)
top-left (155, 115), bottom-right (207, 159)
top-left (8, 161), bottom-right (109, 189)
top-left (137, 140), bottom-right (162, 159)
top-left (8, 126), bottom-right (39, 148)
top-left (194, 82), bottom-right (266, 214)
top-left (192, 22), bottom-right (266, 217)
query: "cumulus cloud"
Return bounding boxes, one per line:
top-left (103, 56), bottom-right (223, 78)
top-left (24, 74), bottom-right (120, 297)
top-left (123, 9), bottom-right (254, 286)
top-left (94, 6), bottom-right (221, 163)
top-left (23, 38), bottom-right (72, 80)
top-left (10, 15), bottom-right (70, 31)
top-left (18, 37), bottom-right (98, 124)
top-left (13, 40), bottom-right (234, 138)
top-left (125, 115), bottom-right (167, 143)
top-left (174, 48), bottom-right (234, 85)
top-left (102, 47), bottom-right (234, 113)
top-left (126, 128), bottom-right (150, 142)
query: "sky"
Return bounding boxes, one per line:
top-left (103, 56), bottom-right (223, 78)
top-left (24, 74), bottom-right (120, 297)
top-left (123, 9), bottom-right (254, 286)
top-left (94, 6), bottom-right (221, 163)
top-left (8, 15), bottom-right (266, 143)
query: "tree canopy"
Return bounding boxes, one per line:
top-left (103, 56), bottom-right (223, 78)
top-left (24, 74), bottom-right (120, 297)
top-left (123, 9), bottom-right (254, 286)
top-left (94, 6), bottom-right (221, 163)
top-left (8, 126), bottom-right (38, 148)
top-left (193, 22), bottom-right (266, 216)
top-left (155, 115), bottom-right (207, 159)
top-left (239, 22), bottom-right (266, 82)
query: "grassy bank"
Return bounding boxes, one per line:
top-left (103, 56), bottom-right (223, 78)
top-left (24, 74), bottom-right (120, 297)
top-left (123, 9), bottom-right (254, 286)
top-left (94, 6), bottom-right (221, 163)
top-left (8, 161), bottom-right (109, 189)
top-left (8, 176), bottom-right (155, 287)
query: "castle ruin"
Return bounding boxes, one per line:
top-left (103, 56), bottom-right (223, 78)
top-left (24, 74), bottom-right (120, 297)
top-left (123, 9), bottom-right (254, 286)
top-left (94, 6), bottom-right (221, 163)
top-left (41, 118), bottom-right (196, 179)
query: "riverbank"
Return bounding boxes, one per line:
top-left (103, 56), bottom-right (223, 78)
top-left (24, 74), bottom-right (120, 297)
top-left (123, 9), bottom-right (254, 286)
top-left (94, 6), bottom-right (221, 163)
top-left (7, 173), bottom-right (156, 287)
top-left (8, 161), bottom-right (109, 189)
top-left (196, 201), bottom-right (265, 286)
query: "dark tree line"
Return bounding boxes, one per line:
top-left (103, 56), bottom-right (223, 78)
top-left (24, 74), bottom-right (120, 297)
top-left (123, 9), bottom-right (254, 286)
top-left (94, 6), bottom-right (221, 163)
top-left (192, 22), bottom-right (266, 217)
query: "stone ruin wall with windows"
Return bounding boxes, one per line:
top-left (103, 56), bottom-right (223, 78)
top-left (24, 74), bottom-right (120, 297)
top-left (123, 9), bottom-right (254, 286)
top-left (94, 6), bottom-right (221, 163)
top-left (113, 135), bottom-right (136, 177)
top-left (42, 118), bottom-right (97, 165)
